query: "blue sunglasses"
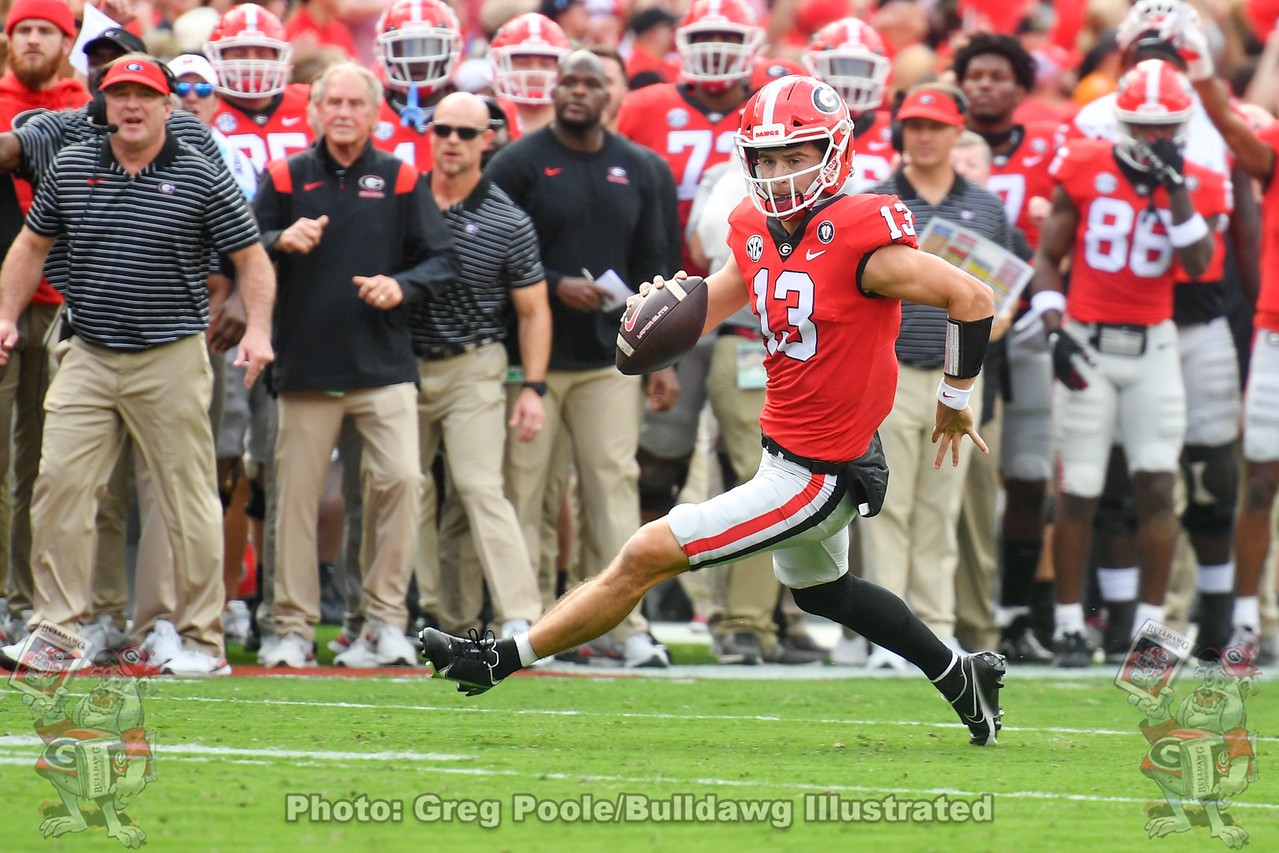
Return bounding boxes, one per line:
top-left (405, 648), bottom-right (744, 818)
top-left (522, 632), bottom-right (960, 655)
top-left (175, 81), bottom-right (215, 98)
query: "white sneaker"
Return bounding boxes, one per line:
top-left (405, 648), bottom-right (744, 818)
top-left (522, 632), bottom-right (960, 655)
top-left (95, 614), bottom-right (129, 650)
top-left (500, 619), bottom-right (531, 640)
top-left (623, 633), bottom-right (670, 668)
top-left (221, 601), bottom-right (251, 642)
top-left (78, 619), bottom-right (107, 660)
top-left (327, 625), bottom-right (360, 655)
top-left (830, 635), bottom-right (869, 666)
top-left (866, 644), bottom-right (911, 672)
top-left (365, 618), bottom-right (417, 666)
top-left (162, 648), bottom-right (232, 676)
top-left (260, 632), bottom-right (314, 668)
top-left (333, 636), bottom-right (381, 668)
top-left (142, 620), bottom-right (184, 667)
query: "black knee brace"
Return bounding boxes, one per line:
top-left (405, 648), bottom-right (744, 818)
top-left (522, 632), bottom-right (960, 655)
top-left (1180, 443), bottom-right (1239, 535)
top-left (637, 448), bottom-right (691, 515)
top-left (1095, 490), bottom-right (1138, 536)
top-left (245, 477), bottom-right (267, 521)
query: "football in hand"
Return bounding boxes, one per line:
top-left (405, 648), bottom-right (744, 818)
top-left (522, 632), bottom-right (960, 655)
top-left (615, 276), bottom-right (708, 376)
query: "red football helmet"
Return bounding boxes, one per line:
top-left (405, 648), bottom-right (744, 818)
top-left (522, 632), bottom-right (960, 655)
top-left (735, 75), bottom-right (854, 219)
top-left (675, 0), bottom-right (764, 86)
top-left (802, 18), bottom-right (890, 113)
top-left (376, 0), bottom-right (461, 92)
top-left (1113, 59), bottom-right (1195, 171)
top-left (205, 4), bottom-right (292, 98)
top-left (489, 13), bottom-right (570, 105)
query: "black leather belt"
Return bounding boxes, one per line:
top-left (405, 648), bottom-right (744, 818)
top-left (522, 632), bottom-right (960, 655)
top-left (761, 434), bottom-right (845, 475)
top-left (417, 336), bottom-right (500, 361)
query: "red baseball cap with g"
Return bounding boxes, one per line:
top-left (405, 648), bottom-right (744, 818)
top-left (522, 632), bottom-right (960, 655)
top-left (5, 0), bottom-right (77, 39)
top-left (897, 89), bottom-right (965, 127)
top-left (100, 59), bottom-right (170, 95)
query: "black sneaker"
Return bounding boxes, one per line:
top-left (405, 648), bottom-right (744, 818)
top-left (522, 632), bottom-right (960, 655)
top-left (999, 618), bottom-right (1053, 664)
top-left (948, 652), bottom-right (1006, 746)
top-left (714, 631), bottom-right (763, 665)
top-left (1053, 631), bottom-right (1092, 668)
top-left (420, 628), bottom-right (504, 696)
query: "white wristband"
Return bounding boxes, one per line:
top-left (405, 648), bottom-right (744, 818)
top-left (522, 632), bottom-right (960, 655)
top-left (1029, 290), bottom-right (1066, 316)
top-left (937, 380), bottom-right (972, 411)
top-left (1169, 213), bottom-right (1209, 248)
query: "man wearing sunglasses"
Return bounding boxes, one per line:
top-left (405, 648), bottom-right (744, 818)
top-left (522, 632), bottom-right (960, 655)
top-left (168, 54), bottom-right (257, 200)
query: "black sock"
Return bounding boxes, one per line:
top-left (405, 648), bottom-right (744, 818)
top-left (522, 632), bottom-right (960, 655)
top-left (1000, 539), bottom-right (1041, 608)
top-left (791, 573), bottom-right (955, 681)
top-left (492, 638), bottom-right (522, 680)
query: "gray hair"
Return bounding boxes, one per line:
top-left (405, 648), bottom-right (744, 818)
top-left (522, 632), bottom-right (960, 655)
top-left (309, 62), bottom-right (383, 109)
top-left (953, 130), bottom-right (993, 164)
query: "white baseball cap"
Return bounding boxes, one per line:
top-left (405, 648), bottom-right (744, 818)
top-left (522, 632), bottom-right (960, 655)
top-left (166, 53), bottom-right (218, 87)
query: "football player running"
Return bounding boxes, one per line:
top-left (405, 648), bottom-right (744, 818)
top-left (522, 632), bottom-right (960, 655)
top-left (422, 75), bottom-right (1007, 747)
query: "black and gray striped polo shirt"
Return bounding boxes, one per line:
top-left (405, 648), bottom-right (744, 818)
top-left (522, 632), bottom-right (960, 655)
top-left (25, 132), bottom-right (259, 351)
top-left (409, 175), bottom-right (543, 354)
top-left (869, 172), bottom-right (1010, 369)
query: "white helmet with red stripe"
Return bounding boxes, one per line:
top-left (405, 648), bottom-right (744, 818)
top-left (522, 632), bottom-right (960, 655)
top-left (802, 17), bottom-right (890, 113)
top-left (1113, 58), bottom-right (1195, 171)
top-left (675, 0), bottom-right (764, 85)
top-left (489, 13), bottom-right (570, 105)
top-left (736, 75), bottom-right (854, 220)
top-left (376, 0), bottom-right (461, 92)
top-left (205, 4), bottom-right (292, 98)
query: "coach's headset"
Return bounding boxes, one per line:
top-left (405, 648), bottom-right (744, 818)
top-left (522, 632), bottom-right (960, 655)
top-left (889, 84), bottom-right (969, 153)
top-left (88, 55), bottom-right (179, 134)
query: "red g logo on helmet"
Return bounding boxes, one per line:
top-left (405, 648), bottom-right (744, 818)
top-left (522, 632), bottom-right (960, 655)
top-left (205, 4), bottom-right (292, 98)
top-left (490, 13), bottom-right (570, 105)
top-left (376, 0), bottom-right (461, 92)
top-left (802, 17), bottom-right (890, 114)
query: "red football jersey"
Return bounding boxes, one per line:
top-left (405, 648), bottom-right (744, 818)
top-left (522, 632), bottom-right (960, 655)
top-left (986, 120), bottom-right (1061, 250)
top-left (1175, 165), bottom-right (1232, 283)
top-left (727, 194), bottom-right (917, 462)
top-left (618, 82), bottom-right (747, 225)
top-left (1257, 121), bottom-right (1279, 332)
top-left (370, 98), bottom-right (434, 172)
top-left (1052, 138), bottom-right (1222, 326)
top-left (847, 110), bottom-right (896, 194)
top-left (213, 83), bottom-right (314, 172)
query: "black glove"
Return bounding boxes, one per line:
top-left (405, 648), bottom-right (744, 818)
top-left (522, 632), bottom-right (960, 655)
top-left (1048, 330), bottom-right (1094, 391)
top-left (1142, 137), bottom-right (1185, 190)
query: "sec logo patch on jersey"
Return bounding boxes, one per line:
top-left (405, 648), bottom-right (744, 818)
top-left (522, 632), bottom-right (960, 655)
top-left (746, 234), bottom-right (764, 262)
top-left (374, 121), bottom-right (395, 141)
top-left (667, 108), bottom-right (689, 129)
top-left (216, 113), bottom-right (237, 133)
top-left (1095, 172), bottom-right (1118, 194)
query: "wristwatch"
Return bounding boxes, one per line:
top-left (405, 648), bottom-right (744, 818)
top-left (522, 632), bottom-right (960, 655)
top-left (521, 381), bottom-right (548, 397)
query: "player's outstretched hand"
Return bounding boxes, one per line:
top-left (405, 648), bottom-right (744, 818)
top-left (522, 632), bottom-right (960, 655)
top-left (932, 403), bottom-right (989, 469)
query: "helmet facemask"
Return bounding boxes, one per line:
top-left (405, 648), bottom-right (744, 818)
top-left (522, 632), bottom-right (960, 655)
top-left (803, 50), bottom-right (889, 113)
top-left (738, 132), bottom-right (849, 220)
top-left (378, 27), bottom-right (458, 91)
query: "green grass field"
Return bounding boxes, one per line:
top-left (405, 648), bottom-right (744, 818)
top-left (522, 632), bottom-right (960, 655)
top-left (1, 640), bottom-right (1275, 853)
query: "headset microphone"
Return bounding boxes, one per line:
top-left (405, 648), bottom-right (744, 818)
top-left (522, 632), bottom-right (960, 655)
top-left (88, 118), bottom-right (119, 134)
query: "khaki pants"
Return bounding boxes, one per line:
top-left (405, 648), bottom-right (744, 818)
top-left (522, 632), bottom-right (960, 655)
top-left (30, 335), bottom-right (225, 654)
top-left (956, 402), bottom-right (1002, 652)
top-left (274, 384), bottom-right (420, 641)
top-left (505, 367), bottom-right (647, 645)
top-left (867, 365), bottom-right (982, 640)
top-left (414, 345), bottom-right (540, 628)
top-left (1, 303), bottom-right (59, 617)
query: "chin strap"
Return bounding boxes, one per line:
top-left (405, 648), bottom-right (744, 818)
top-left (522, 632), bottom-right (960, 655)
top-left (400, 84), bottom-right (426, 129)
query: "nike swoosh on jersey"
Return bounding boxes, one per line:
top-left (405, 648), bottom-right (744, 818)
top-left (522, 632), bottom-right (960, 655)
top-left (304, 180), bottom-right (325, 191)
top-left (282, 117), bottom-right (302, 126)
top-left (805, 250), bottom-right (826, 261)
top-left (544, 167), bottom-right (563, 176)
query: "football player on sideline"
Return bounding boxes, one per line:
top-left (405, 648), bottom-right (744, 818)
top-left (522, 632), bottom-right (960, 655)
top-left (422, 75), bottom-right (1007, 747)
top-left (490, 13), bottom-right (570, 139)
top-left (206, 4), bottom-right (313, 171)
top-left (1029, 59), bottom-right (1220, 667)
top-left (370, 0), bottom-right (462, 171)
